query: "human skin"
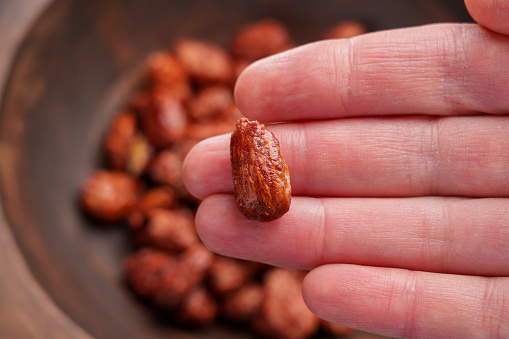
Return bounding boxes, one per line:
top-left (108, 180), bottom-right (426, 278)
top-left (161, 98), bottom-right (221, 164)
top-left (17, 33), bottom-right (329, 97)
top-left (182, 0), bottom-right (509, 337)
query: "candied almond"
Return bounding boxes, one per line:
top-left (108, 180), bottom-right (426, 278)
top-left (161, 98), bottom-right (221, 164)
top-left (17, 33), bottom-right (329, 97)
top-left (230, 118), bottom-right (291, 222)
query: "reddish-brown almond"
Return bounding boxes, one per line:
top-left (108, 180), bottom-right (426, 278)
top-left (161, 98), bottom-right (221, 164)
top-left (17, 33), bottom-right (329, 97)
top-left (230, 118), bottom-right (291, 222)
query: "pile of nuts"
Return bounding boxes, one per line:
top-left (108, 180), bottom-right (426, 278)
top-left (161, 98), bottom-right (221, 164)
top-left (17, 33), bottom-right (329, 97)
top-left (80, 19), bottom-right (366, 338)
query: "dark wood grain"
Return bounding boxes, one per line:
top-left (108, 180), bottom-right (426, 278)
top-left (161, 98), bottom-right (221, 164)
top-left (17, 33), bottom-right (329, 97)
top-left (0, 1), bottom-right (473, 338)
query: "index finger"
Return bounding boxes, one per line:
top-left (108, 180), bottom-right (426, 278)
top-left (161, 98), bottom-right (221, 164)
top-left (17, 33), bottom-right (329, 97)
top-left (235, 23), bottom-right (509, 121)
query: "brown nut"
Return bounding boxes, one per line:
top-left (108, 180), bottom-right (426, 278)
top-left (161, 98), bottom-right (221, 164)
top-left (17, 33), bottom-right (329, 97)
top-left (127, 187), bottom-right (177, 229)
top-left (80, 170), bottom-right (139, 223)
top-left (152, 244), bottom-right (214, 310)
top-left (148, 150), bottom-right (183, 187)
top-left (231, 19), bottom-right (292, 61)
top-left (123, 248), bottom-right (177, 298)
top-left (176, 286), bottom-right (218, 326)
top-left (222, 283), bottom-right (264, 322)
top-left (230, 118), bottom-right (291, 222)
top-left (144, 208), bottom-right (198, 252)
top-left (139, 90), bottom-right (188, 149)
top-left (207, 256), bottom-right (254, 296)
top-left (174, 38), bottom-right (233, 85)
top-left (146, 52), bottom-right (188, 87)
top-left (252, 268), bottom-right (320, 339)
top-left (104, 111), bottom-right (137, 171)
top-left (186, 85), bottom-right (233, 122)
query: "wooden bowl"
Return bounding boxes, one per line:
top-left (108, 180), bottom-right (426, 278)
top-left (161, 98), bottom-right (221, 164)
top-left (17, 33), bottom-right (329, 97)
top-left (0, 0), bottom-right (472, 338)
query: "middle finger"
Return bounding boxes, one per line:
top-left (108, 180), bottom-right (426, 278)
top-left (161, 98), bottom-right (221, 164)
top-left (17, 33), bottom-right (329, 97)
top-left (183, 115), bottom-right (509, 199)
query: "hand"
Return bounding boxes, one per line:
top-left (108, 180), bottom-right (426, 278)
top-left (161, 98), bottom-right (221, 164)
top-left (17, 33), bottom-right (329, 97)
top-left (182, 0), bottom-right (509, 337)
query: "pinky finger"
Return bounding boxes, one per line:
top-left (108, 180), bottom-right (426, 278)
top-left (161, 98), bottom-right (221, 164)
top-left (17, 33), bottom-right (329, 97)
top-left (303, 265), bottom-right (509, 338)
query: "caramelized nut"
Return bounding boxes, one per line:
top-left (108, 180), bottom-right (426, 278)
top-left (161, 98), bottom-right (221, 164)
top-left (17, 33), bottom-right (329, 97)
top-left (81, 170), bottom-right (139, 223)
top-left (176, 286), bottom-right (218, 326)
top-left (123, 248), bottom-right (177, 298)
top-left (147, 52), bottom-right (188, 87)
top-left (186, 85), bottom-right (233, 122)
top-left (139, 91), bottom-right (188, 148)
top-left (152, 244), bottom-right (214, 310)
top-left (127, 187), bottom-right (177, 229)
top-left (174, 38), bottom-right (233, 84)
top-left (208, 256), bottom-right (254, 296)
top-left (231, 19), bottom-right (292, 61)
top-left (144, 208), bottom-right (198, 252)
top-left (222, 284), bottom-right (264, 322)
top-left (104, 111), bottom-right (137, 171)
top-left (252, 268), bottom-right (320, 339)
top-left (230, 118), bottom-right (291, 222)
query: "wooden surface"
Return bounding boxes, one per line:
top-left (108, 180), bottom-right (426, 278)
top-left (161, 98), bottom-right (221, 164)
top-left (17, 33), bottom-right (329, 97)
top-left (0, 1), bottom-right (473, 339)
top-left (0, 1), bottom-right (92, 338)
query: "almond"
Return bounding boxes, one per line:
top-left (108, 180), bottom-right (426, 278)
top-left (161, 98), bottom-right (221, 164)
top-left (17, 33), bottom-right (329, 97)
top-left (230, 118), bottom-right (291, 222)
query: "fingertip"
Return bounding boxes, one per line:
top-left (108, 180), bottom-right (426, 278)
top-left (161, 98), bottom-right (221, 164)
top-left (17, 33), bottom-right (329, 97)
top-left (194, 195), bottom-right (224, 253)
top-left (234, 56), bottom-right (273, 121)
top-left (302, 265), bottom-right (331, 318)
top-left (234, 43), bottom-right (321, 121)
top-left (302, 265), bottom-right (357, 322)
top-left (182, 134), bottom-right (232, 199)
top-left (465, 0), bottom-right (509, 35)
top-left (195, 194), bottom-right (263, 259)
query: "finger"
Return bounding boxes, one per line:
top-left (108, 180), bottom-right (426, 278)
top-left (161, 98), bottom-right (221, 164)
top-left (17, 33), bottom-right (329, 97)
top-left (234, 24), bottom-right (509, 121)
top-left (196, 195), bottom-right (509, 276)
top-left (183, 116), bottom-right (509, 199)
top-left (465, 0), bottom-right (509, 35)
top-left (303, 265), bottom-right (509, 338)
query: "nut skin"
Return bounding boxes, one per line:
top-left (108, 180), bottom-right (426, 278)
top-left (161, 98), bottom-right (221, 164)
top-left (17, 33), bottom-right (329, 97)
top-left (230, 118), bottom-right (291, 222)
